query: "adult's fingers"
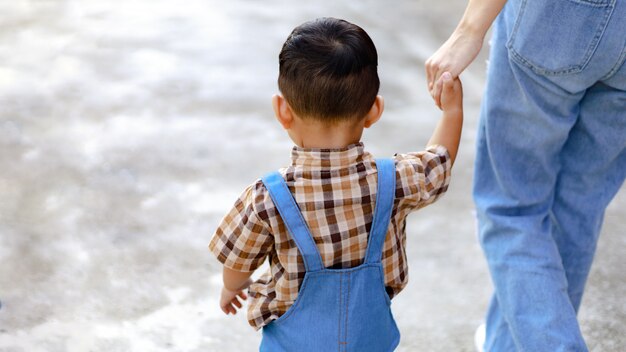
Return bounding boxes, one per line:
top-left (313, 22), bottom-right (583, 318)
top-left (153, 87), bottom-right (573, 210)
top-left (425, 59), bottom-right (434, 90)
top-left (440, 72), bottom-right (461, 110)
top-left (442, 72), bottom-right (454, 88)
top-left (426, 59), bottom-right (446, 93)
top-left (431, 75), bottom-right (443, 109)
top-left (427, 62), bottom-right (451, 109)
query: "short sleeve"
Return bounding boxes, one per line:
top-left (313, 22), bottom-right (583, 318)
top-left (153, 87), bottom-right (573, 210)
top-left (208, 182), bottom-right (273, 272)
top-left (393, 144), bottom-right (452, 210)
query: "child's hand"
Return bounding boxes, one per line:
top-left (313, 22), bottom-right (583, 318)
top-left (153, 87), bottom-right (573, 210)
top-left (220, 286), bottom-right (248, 315)
top-left (439, 72), bottom-right (463, 114)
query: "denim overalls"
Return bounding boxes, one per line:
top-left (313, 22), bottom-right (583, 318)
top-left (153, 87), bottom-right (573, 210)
top-left (259, 158), bottom-right (400, 352)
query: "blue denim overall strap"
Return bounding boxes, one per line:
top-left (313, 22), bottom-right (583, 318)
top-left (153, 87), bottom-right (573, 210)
top-left (364, 158), bottom-right (396, 264)
top-left (259, 173), bottom-right (324, 272)
top-left (259, 159), bottom-right (399, 352)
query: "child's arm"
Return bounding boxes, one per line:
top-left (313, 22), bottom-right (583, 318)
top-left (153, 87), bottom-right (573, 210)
top-left (427, 72), bottom-right (463, 166)
top-left (220, 267), bottom-right (254, 315)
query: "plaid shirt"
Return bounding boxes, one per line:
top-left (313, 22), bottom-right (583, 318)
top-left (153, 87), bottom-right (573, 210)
top-left (209, 142), bottom-right (451, 329)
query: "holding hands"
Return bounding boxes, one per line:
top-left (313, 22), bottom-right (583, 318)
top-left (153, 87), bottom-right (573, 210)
top-left (438, 71), bottom-right (463, 114)
top-left (425, 29), bottom-right (482, 109)
top-left (425, 0), bottom-right (506, 108)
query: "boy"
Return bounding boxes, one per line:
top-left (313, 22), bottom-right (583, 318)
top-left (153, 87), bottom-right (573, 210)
top-left (209, 17), bottom-right (463, 351)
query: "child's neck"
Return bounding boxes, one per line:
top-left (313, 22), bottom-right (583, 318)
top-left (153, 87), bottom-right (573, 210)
top-left (290, 118), bottom-right (366, 149)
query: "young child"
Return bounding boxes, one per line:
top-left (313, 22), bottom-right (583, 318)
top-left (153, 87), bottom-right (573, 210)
top-left (209, 17), bottom-right (463, 351)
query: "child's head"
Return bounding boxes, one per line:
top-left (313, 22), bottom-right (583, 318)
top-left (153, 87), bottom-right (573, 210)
top-left (277, 17), bottom-right (380, 123)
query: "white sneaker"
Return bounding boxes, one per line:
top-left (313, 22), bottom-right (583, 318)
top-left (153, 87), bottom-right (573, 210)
top-left (474, 323), bottom-right (486, 352)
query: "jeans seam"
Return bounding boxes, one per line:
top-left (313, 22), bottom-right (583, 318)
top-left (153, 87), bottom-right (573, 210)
top-left (600, 44), bottom-right (626, 81)
top-left (338, 272), bottom-right (342, 352)
top-left (506, 0), bottom-right (526, 58)
top-left (565, 0), bottom-right (612, 7)
top-left (344, 272), bottom-right (350, 349)
top-left (576, 0), bottom-right (616, 73)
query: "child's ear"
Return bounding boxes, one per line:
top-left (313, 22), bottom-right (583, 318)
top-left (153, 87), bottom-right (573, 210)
top-left (272, 94), bottom-right (294, 129)
top-left (364, 95), bottom-right (384, 128)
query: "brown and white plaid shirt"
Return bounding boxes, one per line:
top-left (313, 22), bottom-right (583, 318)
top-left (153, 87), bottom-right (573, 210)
top-left (209, 142), bottom-right (451, 329)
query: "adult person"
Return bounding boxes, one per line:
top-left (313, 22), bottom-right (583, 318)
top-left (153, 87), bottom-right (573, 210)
top-left (426, 0), bottom-right (626, 351)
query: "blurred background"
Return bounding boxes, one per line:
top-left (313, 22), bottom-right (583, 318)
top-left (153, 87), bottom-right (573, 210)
top-left (0, 0), bottom-right (624, 351)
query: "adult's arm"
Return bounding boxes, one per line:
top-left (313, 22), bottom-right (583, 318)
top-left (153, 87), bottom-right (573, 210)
top-left (425, 0), bottom-right (507, 108)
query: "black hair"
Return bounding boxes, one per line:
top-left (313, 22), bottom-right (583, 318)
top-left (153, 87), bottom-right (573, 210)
top-left (278, 17), bottom-right (379, 122)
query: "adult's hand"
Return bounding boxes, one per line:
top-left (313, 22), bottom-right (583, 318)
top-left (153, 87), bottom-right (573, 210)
top-left (425, 28), bottom-right (483, 109)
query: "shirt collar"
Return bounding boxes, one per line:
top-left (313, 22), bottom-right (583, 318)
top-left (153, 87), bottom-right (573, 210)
top-left (290, 142), bottom-right (366, 169)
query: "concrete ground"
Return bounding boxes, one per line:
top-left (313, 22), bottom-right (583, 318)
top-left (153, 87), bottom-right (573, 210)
top-left (0, 1), bottom-right (624, 351)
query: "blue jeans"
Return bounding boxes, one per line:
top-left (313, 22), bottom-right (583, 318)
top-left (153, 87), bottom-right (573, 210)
top-left (474, 0), bottom-right (626, 351)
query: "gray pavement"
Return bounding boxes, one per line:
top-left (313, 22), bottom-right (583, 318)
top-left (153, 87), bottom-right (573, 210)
top-left (0, 1), bottom-right (624, 351)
